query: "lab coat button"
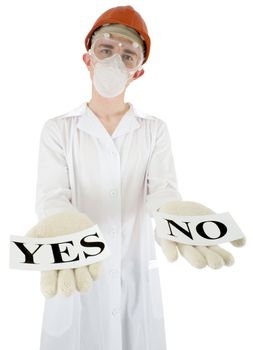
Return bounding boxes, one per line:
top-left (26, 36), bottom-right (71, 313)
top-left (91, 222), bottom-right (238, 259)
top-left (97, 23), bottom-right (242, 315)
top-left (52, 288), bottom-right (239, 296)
top-left (111, 150), bottom-right (117, 157)
top-left (110, 269), bottom-right (119, 276)
top-left (112, 306), bottom-right (120, 316)
top-left (110, 189), bottom-right (117, 197)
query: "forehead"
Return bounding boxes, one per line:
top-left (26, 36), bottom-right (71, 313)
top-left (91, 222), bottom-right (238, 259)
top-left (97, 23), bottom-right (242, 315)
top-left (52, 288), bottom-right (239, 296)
top-left (105, 33), bottom-right (136, 45)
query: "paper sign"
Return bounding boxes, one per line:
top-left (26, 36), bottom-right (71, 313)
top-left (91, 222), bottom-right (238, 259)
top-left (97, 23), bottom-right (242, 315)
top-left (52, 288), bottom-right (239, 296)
top-left (153, 211), bottom-right (245, 246)
top-left (9, 224), bottom-right (111, 271)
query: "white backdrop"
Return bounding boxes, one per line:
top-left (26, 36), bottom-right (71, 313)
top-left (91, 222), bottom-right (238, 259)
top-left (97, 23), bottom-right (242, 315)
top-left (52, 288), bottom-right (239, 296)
top-left (1, 1), bottom-right (252, 349)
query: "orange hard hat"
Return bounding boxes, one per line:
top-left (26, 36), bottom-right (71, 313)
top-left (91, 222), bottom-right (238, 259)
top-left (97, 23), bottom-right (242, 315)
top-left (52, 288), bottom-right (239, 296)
top-left (84, 5), bottom-right (151, 64)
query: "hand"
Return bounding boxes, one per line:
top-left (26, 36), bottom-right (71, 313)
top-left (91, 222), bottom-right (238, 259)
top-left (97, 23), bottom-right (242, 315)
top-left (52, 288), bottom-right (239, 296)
top-left (26, 210), bottom-right (103, 297)
top-left (156, 201), bottom-right (246, 269)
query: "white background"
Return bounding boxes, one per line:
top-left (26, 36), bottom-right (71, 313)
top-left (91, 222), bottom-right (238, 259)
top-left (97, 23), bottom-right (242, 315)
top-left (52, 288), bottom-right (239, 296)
top-left (1, 1), bottom-right (252, 349)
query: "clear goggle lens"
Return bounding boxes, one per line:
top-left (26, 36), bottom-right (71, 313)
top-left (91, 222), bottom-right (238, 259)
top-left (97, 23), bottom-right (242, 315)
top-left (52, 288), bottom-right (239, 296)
top-left (89, 33), bottom-right (144, 70)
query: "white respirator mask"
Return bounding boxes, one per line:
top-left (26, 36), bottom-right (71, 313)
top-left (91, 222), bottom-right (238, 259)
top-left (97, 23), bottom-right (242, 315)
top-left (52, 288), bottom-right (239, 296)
top-left (92, 54), bottom-right (137, 98)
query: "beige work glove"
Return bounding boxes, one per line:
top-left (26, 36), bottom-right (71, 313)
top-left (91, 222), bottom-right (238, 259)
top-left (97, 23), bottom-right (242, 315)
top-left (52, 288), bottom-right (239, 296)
top-left (155, 201), bottom-right (246, 269)
top-left (26, 210), bottom-right (103, 298)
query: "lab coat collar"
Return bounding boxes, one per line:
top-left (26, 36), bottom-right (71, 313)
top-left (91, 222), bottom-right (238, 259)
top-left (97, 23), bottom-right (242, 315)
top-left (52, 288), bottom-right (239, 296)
top-left (63, 101), bottom-right (151, 141)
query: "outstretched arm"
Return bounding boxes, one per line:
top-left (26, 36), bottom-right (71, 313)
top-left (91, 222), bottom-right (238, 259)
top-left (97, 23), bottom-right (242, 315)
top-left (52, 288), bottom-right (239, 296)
top-left (145, 120), bottom-right (245, 268)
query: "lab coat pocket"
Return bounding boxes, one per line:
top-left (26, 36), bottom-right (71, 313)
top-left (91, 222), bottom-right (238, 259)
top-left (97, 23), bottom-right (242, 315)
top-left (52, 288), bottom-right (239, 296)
top-left (148, 260), bottom-right (164, 320)
top-left (42, 294), bottom-right (74, 337)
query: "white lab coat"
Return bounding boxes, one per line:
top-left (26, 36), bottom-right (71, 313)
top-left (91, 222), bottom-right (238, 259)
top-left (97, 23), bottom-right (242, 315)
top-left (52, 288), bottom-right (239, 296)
top-left (35, 101), bottom-right (182, 350)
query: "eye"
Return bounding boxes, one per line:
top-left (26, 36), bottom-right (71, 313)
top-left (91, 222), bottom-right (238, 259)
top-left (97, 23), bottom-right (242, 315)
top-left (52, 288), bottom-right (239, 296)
top-left (100, 48), bottom-right (112, 56)
top-left (122, 54), bottom-right (134, 62)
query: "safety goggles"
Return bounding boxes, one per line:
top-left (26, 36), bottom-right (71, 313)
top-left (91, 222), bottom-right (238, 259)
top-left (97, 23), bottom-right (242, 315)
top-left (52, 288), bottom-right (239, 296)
top-left (89, 33), bottom-right (144, 71)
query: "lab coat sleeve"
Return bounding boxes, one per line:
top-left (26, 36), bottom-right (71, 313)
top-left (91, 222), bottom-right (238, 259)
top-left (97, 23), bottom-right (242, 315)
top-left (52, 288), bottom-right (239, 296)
top-left (35, 118), bottom-right (79, 221)
top-left (145, 120), bottom-right (182, 218)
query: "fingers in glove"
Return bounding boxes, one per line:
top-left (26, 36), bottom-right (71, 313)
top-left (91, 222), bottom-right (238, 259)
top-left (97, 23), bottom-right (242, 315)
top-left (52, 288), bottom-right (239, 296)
top-left (88, 261), bottom-right (103, 280)
top-left (177, 244), bottom-right (207, 268)
top-left (230, 237), bottom-right (246, 247)
top-left (160, 239), bottom-right (178, 262)
top-left (41, 270), bottom-right (58, 298)
top-left (195, 246), bottom-right (224, 269)
top-left (74, 266), bottom-right (93, 293)
top-left (208, 245), bottom-right (234, 266)
top-left (57, 269), bottom-right (76, 297)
